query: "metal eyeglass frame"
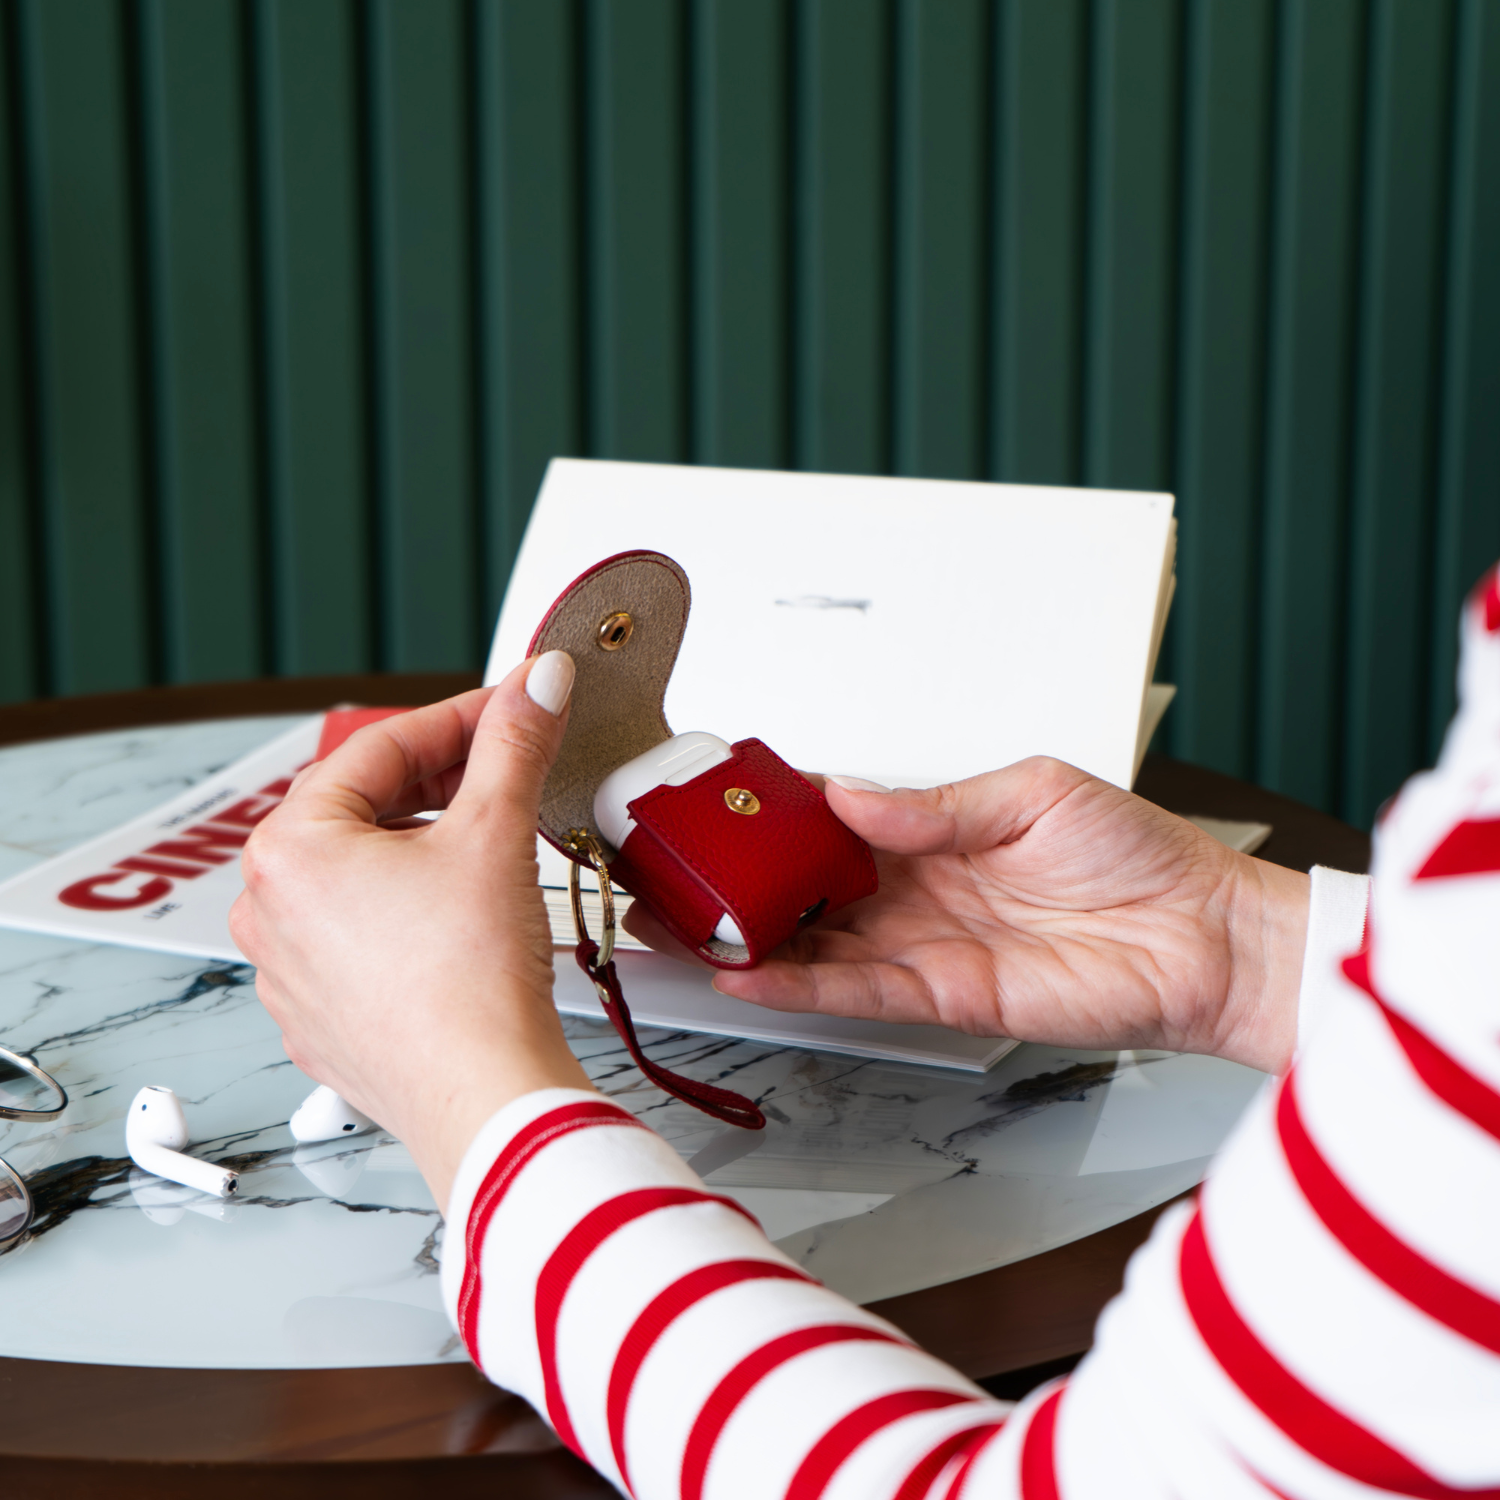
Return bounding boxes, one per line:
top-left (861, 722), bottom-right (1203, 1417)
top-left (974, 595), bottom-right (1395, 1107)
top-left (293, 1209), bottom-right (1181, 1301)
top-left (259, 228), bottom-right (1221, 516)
top-left (0, 1044), bottom-right (69, 1252)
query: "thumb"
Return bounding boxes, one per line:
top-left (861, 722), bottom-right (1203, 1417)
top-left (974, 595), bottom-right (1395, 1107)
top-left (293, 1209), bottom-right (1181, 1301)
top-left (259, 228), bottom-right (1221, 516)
top-left (445, 651), bottom-right (575, 838)
top-left (823, 755), bottom-right (1095, 856)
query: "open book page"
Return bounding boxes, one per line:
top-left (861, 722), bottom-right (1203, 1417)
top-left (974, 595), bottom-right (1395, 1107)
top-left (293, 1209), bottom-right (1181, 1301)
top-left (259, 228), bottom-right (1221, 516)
top-left (1146, 520), bottom-right (1178, 688)
top-left (1131, 515), bottom-right (1178, 779)
top-left (491, 460), bottom-right (1178, 794)
top-left (1134, 682), bottom-right (1178, 781)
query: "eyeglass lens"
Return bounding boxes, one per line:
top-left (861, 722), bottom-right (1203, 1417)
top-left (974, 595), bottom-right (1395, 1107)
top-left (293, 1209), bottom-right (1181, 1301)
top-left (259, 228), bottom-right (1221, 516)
top-left (0, 1159), bottom-right (30, 1246)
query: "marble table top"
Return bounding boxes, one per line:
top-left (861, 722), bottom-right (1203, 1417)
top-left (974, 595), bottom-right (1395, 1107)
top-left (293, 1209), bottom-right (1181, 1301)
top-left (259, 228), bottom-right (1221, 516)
top-left (0, 717), bottom-right (1265, 1369)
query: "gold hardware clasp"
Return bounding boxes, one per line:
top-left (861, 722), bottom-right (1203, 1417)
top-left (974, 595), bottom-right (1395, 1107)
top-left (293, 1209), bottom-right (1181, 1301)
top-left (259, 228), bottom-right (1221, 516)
top-left (724, 788), bottom-right (760, 815)
top-left (597, 612), bottom-right (634, 651)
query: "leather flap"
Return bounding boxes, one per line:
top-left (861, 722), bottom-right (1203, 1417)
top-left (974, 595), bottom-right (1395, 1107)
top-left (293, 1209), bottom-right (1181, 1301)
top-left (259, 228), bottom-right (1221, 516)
top-left (528, 550), bottom-right (689, 863)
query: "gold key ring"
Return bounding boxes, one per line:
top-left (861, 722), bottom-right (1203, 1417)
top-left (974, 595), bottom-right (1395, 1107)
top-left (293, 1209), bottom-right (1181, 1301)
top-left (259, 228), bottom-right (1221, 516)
top-left (566, 830), bottom-right (615, 970)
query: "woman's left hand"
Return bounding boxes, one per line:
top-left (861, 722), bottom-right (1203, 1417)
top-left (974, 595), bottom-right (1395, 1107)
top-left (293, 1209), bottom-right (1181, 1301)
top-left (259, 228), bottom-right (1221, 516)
top-left (229, 653), bottom-right (590, 1209)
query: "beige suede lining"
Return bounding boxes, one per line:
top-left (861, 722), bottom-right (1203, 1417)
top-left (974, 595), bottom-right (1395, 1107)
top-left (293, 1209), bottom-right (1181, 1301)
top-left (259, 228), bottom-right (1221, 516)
top-left (529, 551), bottom-right (690, 862)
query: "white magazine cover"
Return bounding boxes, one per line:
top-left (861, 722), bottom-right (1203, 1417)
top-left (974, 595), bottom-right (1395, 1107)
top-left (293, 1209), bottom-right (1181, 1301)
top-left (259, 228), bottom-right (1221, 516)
top-left (0, 717), bottom-right (323, 960)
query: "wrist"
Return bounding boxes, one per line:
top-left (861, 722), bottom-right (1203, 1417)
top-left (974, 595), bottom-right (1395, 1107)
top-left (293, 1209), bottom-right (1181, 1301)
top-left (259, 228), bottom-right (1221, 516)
top-left (390, 985), bottom-right (594, 1212)
top-left (1215, 856), bottom-right (1310, 1073)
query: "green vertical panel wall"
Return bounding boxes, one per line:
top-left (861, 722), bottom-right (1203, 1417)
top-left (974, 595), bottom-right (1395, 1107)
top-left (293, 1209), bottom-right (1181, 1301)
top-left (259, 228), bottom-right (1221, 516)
top-left (892, 0), bottom-right (988, 481)
top-left (15, 0), bottom-right (151, 694)
top-left (691, 0), bottom-right (788, 469)
top-left (990, 0), bottom-right (1086, 487)
top-left (0, 5), bottom-right (37, 701)
top-left (585, 0), bottom-right (686, 463)
top-left (1256, 0), bottom-right (1365, 813)
top-left (254, 0), bottom-right (372, 676)
top-left (366, 0), bottom-right (475, 670)
top-left (1429, 0), bottom-right (1500, 751)
top-left (1341, 0), bottom-right (1454, 829)
top-left (2, 0), bottom-right (1496, 830)
top-left (1171, 0), bottom-right (1273, 777)
top-left (793, 0), bottom-right (890, 475)
top-left (1083, 0), bottom-right (1180, 493)
top-left (138, 0), bottom-right (262, 683)
top-left (474, 0), bottom-right (581, 623)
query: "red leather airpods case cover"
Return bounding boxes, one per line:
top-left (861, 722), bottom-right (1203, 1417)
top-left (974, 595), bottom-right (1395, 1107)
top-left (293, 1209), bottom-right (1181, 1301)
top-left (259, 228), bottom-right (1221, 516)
top-left (528, 550), bottom-right (878, 968)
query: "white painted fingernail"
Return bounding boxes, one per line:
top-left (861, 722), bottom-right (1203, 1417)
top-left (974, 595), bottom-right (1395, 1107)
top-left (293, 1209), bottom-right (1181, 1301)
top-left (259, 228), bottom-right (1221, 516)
top-left (525, 651), bottom-right (575, 717)
top-left (826, 775), bottom-right (891, 794)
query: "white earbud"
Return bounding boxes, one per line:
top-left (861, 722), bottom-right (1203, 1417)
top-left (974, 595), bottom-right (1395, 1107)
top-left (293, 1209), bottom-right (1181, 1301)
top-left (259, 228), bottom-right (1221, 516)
top-left (594, 732), bottom-right (734, 848)
top-left (593, 733), bottom-right (745, 944)
top-left (125, 1086), bottom-right (238, 1199)
top-left (289, 1085), bottom-right (376, 1143)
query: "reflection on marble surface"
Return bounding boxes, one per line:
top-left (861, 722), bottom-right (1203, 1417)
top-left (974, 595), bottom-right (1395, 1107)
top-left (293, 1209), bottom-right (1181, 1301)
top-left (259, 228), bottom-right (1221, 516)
top-left (0, 720), bottom-right (1267, 1368)
top-left (0, 716), bottom-right (307, 881)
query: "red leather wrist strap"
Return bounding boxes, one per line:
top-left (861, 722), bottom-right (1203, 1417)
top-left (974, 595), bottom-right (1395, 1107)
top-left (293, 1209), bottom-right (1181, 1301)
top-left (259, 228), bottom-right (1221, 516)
top-left (574, 938), bottom-right (766, 1131)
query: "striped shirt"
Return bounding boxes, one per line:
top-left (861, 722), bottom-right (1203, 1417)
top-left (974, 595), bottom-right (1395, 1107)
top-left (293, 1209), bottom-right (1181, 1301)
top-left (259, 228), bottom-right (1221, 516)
top-left (439, 569), bottom-right (1500, 1498)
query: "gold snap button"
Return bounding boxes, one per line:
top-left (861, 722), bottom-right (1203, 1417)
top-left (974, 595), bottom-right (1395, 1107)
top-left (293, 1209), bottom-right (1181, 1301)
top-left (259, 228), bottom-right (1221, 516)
top-left (725, 788), bottom-right (760, 815)
top-left (597, 611), bottom-right (633, 650)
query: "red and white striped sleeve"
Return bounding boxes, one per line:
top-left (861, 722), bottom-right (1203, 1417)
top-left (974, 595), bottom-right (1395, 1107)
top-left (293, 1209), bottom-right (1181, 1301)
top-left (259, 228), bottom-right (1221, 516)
top-left (440, 568), bottom-right (1500, 1500)
top-left (436, 1085), bottom-right (1013, 1497)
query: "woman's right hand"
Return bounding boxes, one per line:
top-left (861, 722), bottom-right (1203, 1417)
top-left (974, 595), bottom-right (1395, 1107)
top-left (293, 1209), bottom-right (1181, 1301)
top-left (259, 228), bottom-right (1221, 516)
top-left (628, 757), bottom-right (1310, 1075)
